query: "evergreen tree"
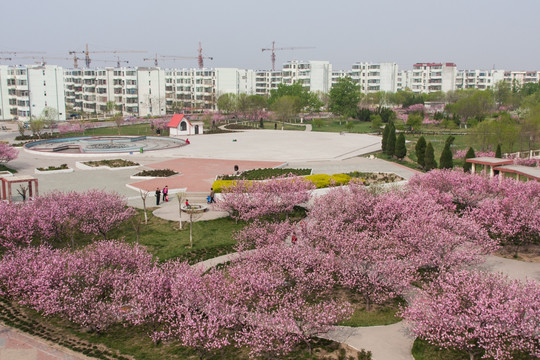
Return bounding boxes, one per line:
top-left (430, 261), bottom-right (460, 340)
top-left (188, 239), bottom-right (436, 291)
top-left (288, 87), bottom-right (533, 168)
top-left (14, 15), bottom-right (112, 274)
top-left (495, 144), bottom-right (502, 158)
top-left (395, 133), bottom-right (407, 160)
top-left (439, 143), bottom-right (454, 169)
top-left (439, 135), bottom-right (455, 169)
top-left (415, 136), bottom-right (427, 168)
top-left (386, 122), bottom-right (396, 157)
top-left (463, 147), bottom-right (476, 173)
top-left (381, 123), bottom-right (390, 153)
top-left (424, 142), bottom-right (437, 171)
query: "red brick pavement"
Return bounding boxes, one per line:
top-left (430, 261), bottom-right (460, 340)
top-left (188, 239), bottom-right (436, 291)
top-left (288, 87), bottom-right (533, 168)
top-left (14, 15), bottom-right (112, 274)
top-left (128, 158), bottom-right (285, 192)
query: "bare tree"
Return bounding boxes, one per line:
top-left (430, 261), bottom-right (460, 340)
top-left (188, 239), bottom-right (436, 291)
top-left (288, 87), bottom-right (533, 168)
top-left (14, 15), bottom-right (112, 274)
top-left (113, 113), bottom-right (124, 135)
top-left (16, 184), bottom-right (28, 202)
top-left (139, 189), bottom-right (149, 224)
top-left (176, 192), bottom-right (186, 230)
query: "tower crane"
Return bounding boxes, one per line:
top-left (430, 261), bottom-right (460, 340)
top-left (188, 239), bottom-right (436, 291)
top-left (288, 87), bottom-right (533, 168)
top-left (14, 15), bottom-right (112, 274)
top-left (69, 44), bottom-right (145, 67)
top-left (261, 41), bottom-right (315, 71)
top-left (144, 42), bottom-right (213, 69)
top-left (19, 56), bottom-right (77, 66)
top-left (19, 56), bottom-right (128, 68)
top-left (143, 53), bottom-right (213, 68)
top-left (0, 51), bottom-right (46, 56)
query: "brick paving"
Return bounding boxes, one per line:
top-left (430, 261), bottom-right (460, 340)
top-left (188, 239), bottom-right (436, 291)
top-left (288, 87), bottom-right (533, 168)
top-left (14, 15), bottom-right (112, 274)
top-left (128, 158), bottom-right (285, 192)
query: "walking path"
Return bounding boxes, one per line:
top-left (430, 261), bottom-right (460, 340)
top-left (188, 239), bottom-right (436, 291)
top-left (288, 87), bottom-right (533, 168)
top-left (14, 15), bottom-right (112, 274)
top-left (0, 325), bottom-right (90, 360)
top-left (192, 251), bottom-right (539, 360)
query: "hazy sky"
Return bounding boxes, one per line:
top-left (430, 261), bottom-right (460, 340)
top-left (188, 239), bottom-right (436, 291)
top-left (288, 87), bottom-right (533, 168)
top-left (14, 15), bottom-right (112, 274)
top-left (1, 0), bottom-right (539, 71)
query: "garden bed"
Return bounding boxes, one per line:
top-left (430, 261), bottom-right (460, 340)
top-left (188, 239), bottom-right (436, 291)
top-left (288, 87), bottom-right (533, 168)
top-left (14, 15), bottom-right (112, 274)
top-left (218, 167), bottom-right (312, 180)
top-left (76, 159), bottom-right (140, 171)
top-left (34, 164), bottom-right (73, 174)
top-left (131, 169), bottom-right (179, 179)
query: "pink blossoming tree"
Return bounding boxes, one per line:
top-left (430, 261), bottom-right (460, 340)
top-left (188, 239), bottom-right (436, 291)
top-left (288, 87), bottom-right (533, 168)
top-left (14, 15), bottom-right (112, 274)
top-left (400, 270), bottom-right (540, 360)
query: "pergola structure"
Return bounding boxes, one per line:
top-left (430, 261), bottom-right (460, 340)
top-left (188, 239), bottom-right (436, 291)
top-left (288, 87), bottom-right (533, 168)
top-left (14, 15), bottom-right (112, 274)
top-left (1, 175), bottom-right (39, 203)
top-left (493, 165), bottom-right (540, 182)
top-left (465, 157), bottom-right (513, 178)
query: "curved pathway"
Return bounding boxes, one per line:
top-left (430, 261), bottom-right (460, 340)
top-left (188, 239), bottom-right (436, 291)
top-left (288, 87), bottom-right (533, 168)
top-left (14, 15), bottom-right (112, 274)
top-left (194, 250), bottom-right (539, 360)
top-left (0, 324), bottom-right (90, 360)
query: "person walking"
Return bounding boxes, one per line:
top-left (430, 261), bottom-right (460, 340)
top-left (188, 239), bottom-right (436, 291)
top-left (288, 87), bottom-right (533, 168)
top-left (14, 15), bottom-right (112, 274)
top-left (162, 185), bottom-right (169, 202)
top-left (209, 188), bottom-right (215, 203)
top-left (155, 187), bottom-right (161, 206)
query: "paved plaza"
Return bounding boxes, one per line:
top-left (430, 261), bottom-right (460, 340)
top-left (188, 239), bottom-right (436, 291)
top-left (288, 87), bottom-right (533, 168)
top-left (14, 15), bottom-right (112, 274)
top-left (4, 129), bottom-right (419, 207)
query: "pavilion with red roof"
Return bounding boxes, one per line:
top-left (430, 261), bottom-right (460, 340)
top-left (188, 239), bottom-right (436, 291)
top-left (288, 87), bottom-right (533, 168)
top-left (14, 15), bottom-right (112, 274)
top-left (167, 114), bottom-right (204, 136)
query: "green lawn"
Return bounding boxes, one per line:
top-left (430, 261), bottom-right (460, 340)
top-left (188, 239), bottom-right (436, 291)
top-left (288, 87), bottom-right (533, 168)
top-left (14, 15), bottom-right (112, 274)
top-left (411, 339), bottom-right (535, 360)
top-left (308, 118), bottom-right (377, 134)
top-left (107, 210), bottom-right (244, 263)
top-left (339, 301), bottom-right (402, 327)
top-left (63, 123), bottom-right (167, 137)
top-left (0, 164), bottom-right (17, 173)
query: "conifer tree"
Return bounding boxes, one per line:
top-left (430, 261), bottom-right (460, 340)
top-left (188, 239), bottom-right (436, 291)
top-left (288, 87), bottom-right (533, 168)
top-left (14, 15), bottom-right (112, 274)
top-left (463, 147), bottom-right (476, 172)
top-left (386, 122), bottom-right (396, 157)
top-left (395, 133), bottom-right (407, 160)
top-left (415, 136), bottom-right (427, 168)
top-left (495, 144), bottom-right (502, 158)
top-left (424, 142), bottom-right (437, 171)
top-left (381, 123), bottom-right (390, 153)
top-left (439, 136), bottom-right (455, 169)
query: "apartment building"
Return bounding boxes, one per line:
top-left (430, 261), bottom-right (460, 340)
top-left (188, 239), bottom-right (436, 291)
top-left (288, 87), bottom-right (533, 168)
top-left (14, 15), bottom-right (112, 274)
top-left (215, 68), bottom-right (256, 98)
top-left (255, 70), bottom-right (282, 96)
top-left (65, 67), bottom-right (165, 117)
top-left (455, 69), bottom-right (505, 90)
top-left (411, 63), bottom-right (457, 93)
top-left (281, 60), bottom-right (332, 93)
top-left (503, 71), bottom-right (540, 89)
top-left (350, 62), bottom-right (398, 93)
top-left (0, 65), bottom-right (65, 121)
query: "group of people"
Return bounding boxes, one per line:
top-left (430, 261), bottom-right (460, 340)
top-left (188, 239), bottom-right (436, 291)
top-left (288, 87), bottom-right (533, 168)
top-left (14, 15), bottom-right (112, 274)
top-left (155, 185), bottom-right (168, 205)
top-left (154, 186), bottom-right (216, 206)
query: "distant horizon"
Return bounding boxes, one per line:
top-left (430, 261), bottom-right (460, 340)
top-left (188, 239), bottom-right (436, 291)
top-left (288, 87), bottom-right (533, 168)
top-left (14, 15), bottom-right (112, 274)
top-left (1, 0), bottom-right (538, 71)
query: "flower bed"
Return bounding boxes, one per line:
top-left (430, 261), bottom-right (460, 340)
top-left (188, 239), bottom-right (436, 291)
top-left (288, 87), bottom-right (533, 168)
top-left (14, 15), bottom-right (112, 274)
top-left (218, 167), bottom-right (312, 180)
top-left (83, 159), bottom-right (139, 168)
top-left (77, 159), bottom-right (140, 171)
top-left (132, 169), bottom-right (178, 177)
top-left (35, 164), bottom-right (74, 174)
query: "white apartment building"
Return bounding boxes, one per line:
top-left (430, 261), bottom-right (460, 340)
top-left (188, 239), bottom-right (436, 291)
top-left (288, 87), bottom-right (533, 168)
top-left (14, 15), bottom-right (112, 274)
top-left (455, 69), bottom-right (505, 90)
top-left (397, 70), bottom-right (412, 91)
top-left (411, 63), bottom-right (457, 93)
top-left (281, 60), bottom-right (332, 93)
top-left (137, 67), bottom-right (166, 116)
top-left (0, 65), bottom-right (66, 121)
top-left (503, 71), bottom-right (540, 89)
top-left (215, 68), bottom-right (256, 98)
top-left (255, 70), bottom-right (282, 96)
top-left (164, 68), bottom-right (215, 111)
top-left (350, 62), bottom-right (398, 93)
top-left (65, 67), bottom-right (165, 117)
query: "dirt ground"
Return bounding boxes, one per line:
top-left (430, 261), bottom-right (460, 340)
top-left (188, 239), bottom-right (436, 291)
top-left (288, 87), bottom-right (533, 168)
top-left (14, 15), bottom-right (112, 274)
top-left (495, 244), bottom-right (540, 263)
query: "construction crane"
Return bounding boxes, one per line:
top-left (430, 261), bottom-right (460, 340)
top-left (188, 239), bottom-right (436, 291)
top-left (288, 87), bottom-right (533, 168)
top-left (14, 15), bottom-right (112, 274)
top-left (20, 55), bottom-right (128, 68)
top-left (261, 41), bottom-right (315, 71)
top-left (0, 57), bottom-right (12, 62)
top-left (0, 51), bottom-right (46, 56)
top-left (144, 43), bottom-right (213, 69)
top-left (69, 44), bottom-right (145, 67)
top-left (19, 56), bottom-right (76, 66)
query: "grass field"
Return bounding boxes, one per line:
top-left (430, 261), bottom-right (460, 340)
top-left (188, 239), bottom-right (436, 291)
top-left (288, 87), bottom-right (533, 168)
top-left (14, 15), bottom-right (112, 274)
top-left (411, 339), bottom-right (535, 360)
top-left (307, 118), bottom-right (377, 134)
